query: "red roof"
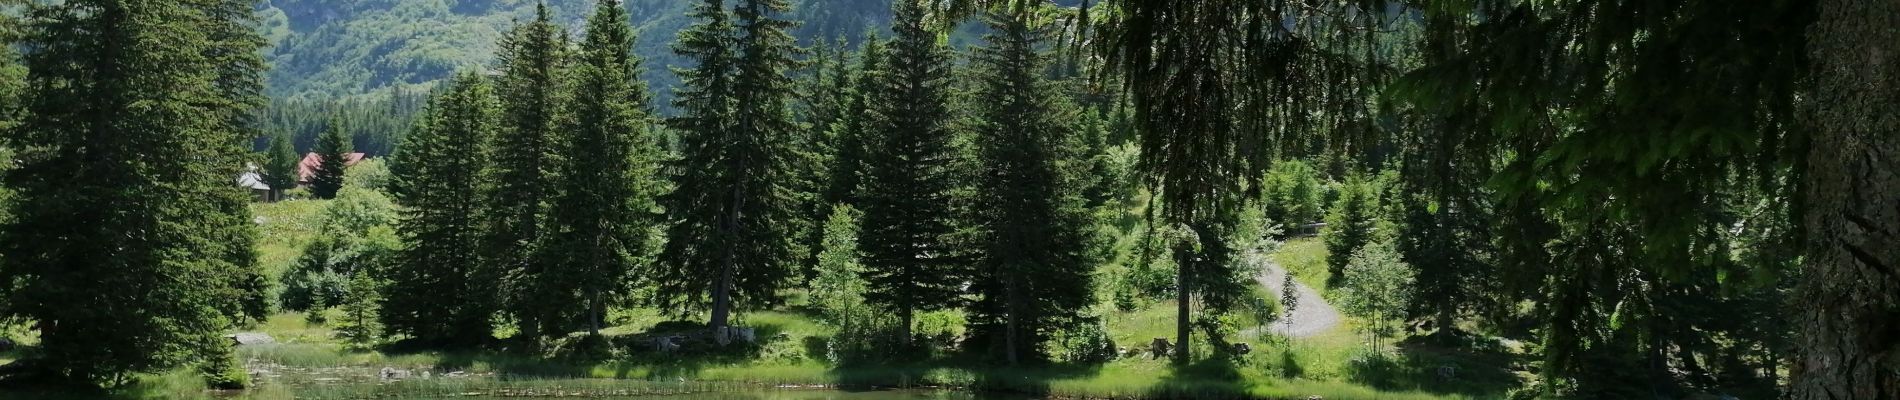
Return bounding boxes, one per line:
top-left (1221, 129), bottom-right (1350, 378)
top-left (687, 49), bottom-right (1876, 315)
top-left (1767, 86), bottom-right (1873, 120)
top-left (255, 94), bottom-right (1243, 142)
top-left (298, 152), bottom-right (366, 184)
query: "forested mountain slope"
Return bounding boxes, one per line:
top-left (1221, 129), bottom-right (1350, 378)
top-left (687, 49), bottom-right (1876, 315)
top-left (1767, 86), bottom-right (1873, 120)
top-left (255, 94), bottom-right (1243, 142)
top-left (258, 0), bottom-right (903, 101)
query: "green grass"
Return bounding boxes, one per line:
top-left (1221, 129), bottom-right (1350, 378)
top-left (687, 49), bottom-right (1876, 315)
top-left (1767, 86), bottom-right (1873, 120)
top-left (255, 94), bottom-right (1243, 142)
top-left (223, 303), bottom-right (1515, 400)
top-left (0, 206), bottom-right (1515, 399)
top-left (251, 199), bottom-right (329, 281)
top-left (1273, 238), bottom-right (1331, 298)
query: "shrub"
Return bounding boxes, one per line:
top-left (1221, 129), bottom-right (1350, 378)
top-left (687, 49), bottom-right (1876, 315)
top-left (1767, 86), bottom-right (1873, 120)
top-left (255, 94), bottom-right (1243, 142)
top-left (1335, 241), bottom-right (1415, 356)
top-left (1055, 319), bottom-right (1118, 364)
top-left (199, 353), bottom-right (249, 390)
top-left (825, 306), bottom-right (905, 366)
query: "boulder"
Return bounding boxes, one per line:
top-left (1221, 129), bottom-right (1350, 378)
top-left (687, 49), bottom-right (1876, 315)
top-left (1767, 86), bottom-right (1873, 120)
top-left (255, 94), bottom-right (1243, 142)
top-left (225, 333), bottom-right (276, 346)
top-left (714, 326), bottom-right (758, 346)
top-left (1436, 364), bottom-right (1457, 381)
top-left (379, 367), bottom-right (411, 380)
top-left (654, 336), bottom-right (681, 353)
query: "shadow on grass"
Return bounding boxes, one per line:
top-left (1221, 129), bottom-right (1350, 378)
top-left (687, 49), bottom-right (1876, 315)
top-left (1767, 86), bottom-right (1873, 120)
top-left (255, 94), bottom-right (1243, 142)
top-left (1138, 356), bottom-right (1256, 399)
top-left (828, 357), bottom-right (1105, 394)
top-left (1343, 335), bottom-right (1523, 398)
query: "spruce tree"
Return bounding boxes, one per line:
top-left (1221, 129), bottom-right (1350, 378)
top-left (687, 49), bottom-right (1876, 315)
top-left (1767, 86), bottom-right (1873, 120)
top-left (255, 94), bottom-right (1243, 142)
top-left (822, 36), bottom-right (884, 208)
top-left (0, 13), bottom-right (22, 133)
top-left (1322, 175), bottom-right (1379, 287)
top-left (657, 0), bottom-right (805, 335)
top-left (0, 0), bottom-right (266, 385)
top-left (965, 10), bottom-right (1099, 364)
top-left (202, 0), bottom-right (274, 329)
top-left (531, 0), bottom-right (665, 338)
top-left (265, 131), bottom-right (301, 198)
top-left (484, 2), bottom-right (567, 340)
top-left (384, 73), bottom-right (498, 347)
top-left (794, 38), bottom-right (852, 269)
top-left (856, 0), bottom-right (965, 345)
top-left (313, 117), bottom-right (354, 199)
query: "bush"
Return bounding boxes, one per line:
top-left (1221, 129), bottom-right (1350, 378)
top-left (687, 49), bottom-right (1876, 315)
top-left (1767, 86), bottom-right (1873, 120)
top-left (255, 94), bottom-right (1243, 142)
top-left (279, 188), bottom-right (399, 314)
top-left (1335, 241), bottom-right (1415, 355)
top-left (1055, 319), bottom-right (1118, 364)
top-left (343, 158), bottom-right (391, 191)
top-left (199, 353), bottom-right (249, 390)
top-left (825, 306), bottom-right (905, 366)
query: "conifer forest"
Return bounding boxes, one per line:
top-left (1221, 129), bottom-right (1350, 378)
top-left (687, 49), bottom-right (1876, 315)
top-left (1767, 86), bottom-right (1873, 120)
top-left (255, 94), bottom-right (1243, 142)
top-left (0, 0), bottom-right (1894, 399)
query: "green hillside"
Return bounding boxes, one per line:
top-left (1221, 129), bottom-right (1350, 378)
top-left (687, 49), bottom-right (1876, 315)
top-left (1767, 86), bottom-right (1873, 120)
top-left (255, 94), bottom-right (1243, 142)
top-left (259, 0), bottom-right (900, 101)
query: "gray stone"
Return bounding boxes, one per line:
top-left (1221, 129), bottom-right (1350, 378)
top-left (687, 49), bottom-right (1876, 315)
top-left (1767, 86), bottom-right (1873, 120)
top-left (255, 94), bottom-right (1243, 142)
top-left (654, 336), bottom-right (681, 353)
top-left (379, 367), bottom-right (411, 380)
top-left (226, 333), bottom-right (275, 346)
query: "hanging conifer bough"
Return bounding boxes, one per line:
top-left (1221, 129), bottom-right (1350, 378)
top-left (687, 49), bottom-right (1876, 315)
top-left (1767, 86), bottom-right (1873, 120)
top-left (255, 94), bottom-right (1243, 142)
top-left (1084, 0), bottom-right (1385, 364)
top-left (0, 0), bottom-right (270, 385)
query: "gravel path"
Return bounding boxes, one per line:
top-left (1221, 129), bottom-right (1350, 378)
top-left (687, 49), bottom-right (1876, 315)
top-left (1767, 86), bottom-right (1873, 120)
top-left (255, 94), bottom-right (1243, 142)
top-left (1250, 262), bottom-right (1341, 338)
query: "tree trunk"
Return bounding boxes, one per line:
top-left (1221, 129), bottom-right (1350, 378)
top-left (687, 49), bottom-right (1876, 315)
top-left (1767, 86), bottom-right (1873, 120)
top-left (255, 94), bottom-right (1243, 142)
top-left (710, 166), bottom-right (747, 336)
top-left (709, 252), bottom-right (734, 333)
top-left (1175, 250), bottom-right (1192, 365)
top-left (900, 306), bottom-right (915, 348)
top-left (1005, 272), bottom-right (1022, 365)
top-left (588, 291), bottom-right (602, 336)
top-left (1794, 1), bottom-right (1900, 398)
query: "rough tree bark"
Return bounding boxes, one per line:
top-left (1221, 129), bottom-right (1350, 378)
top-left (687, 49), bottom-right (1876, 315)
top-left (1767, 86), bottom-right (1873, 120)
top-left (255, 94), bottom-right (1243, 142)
top-left (1794, 0), bottom-right (1900, 398)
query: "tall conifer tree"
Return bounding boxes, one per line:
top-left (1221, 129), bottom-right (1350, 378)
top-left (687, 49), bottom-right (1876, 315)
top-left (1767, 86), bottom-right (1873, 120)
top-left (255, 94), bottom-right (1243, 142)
top-left (0, 7), bottom-right (26, 133)
top-left (965, 9), bottom-right (1099, 364)
top-left (856, 0), bottom-right (964, 344)
top-left (265, 131), bottom-right (301, 198)
top-left (657, 0), bottom-right (805, 335)
top-left (384, 73), bottom-right (497, 347)
top-left (312, 117), bottom-right (354, 199)
top-left (484, 3), bottom-right (567, 340)
top-left (531, 0), bottom-right (664, 337)
top-left (822, 36), bottom-right (884, 208)
top-left (0, 0), bottom-right (267, 384)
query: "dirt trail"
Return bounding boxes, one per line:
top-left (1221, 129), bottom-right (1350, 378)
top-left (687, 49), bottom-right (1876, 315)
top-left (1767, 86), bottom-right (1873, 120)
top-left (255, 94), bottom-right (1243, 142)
top-left (1251, 262), bottom-right (1341, 338)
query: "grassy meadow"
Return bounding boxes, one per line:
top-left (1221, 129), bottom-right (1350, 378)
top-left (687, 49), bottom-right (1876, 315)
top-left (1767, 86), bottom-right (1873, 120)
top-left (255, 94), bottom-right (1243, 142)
top-left (0, 200), bottom-right (1526, 400)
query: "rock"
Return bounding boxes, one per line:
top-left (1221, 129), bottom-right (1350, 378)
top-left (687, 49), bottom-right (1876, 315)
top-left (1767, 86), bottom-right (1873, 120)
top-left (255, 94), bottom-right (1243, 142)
top-left (732, 327), bottom-right (756, 344)
top-left (225, 333), bottom-right (276, 346)
top-left (714, 326), bottom-right (758, 346)
top-left (654, 336), bottom-right (681, 353)
top-left (379, 367), bottom-right (411, 380)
